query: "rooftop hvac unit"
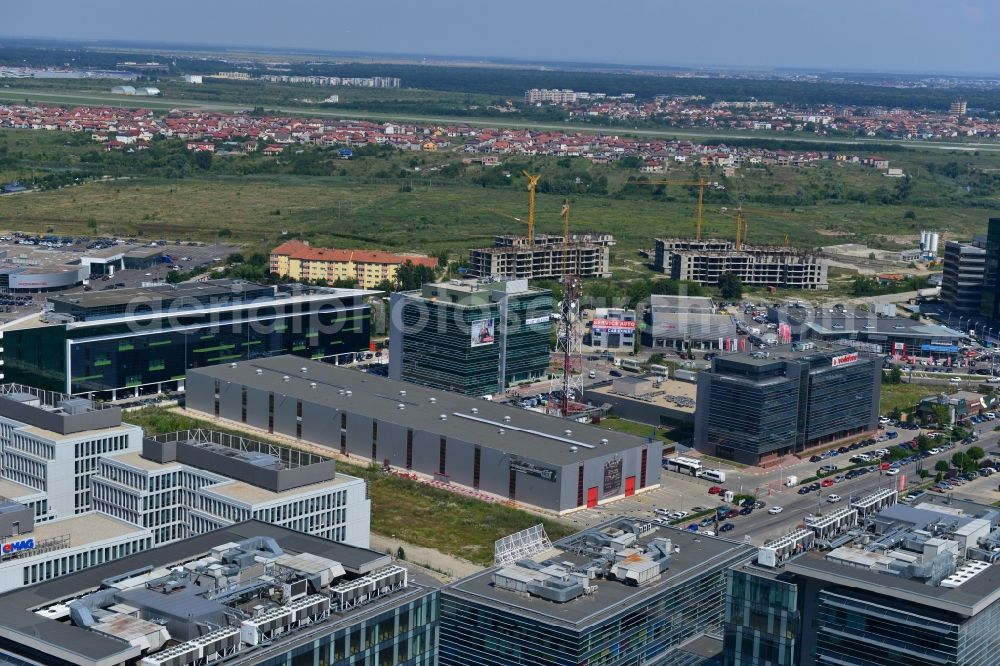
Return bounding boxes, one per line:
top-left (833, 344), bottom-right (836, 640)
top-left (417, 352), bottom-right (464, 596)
top-left (239, 606), bottom-right (293, 646)
top-left (139, 642), bottom-right (201, 666)
top-left (287, 594), bottom-right (330, 623)
top-left (329, 565), bottom-right (408, 611)
top-left (188, 626), bottom-right (241, 660)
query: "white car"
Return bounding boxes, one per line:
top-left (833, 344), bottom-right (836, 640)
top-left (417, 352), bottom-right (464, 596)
top-left (885, 468), bottom-right (900, 476)
top-left (653, 508), bottom-right (671, 517)
top-left (768, 506), bottom-right (784, 514)
top-left (668, 510), bottom-right (689, 520)
top-left (699, 530), bottom-right (716, 536)
top-left (827, 494), bottom-right (842, 503)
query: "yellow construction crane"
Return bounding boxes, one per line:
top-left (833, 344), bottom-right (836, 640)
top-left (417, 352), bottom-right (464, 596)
top-left (717, 205), bottom-right (799, 249)
top-left (633, 178), bottom-right (707, 239)
top-left (561, 198), bottom-right (570, 274)
top-left (523, 171), bottom-right (541, 246)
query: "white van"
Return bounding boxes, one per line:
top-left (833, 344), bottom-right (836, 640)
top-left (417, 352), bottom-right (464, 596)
top-left (985, 412), bottom-right (996, 420)
top-left (696, 469), bottom-right (727, 483)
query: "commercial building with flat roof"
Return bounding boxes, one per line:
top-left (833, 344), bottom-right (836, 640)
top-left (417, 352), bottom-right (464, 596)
top-left (655, 238), bottom-right (829, 290)
top-left (724, 492), bottom-right (1000, 666)
top-left (768, 304), bottom-right (965, 360)
top-left (187, 356), bottom-right (660, 514)
top-left (642, 294), bottom-right (739, 351)
top-left (91, 429), bottom-right (371, 549)
top-left (0, 279), bottom-right (374, 399)
top-left (441, 517), bottom-right (755, 666)
top-left (694, 342), bottom-right (880, 465)
top-left (587, 307), bottom-right (637, 349)
top-left (0, 521), bottom-right (439, 666)
top-left (389, 277), bottom-right (551, 396)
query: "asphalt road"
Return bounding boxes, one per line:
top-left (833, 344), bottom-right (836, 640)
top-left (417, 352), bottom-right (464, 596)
top-left (3, 87), bottom-right (1000, 154)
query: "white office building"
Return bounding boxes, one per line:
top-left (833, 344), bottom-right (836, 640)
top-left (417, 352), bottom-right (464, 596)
top-left (91, 429), bottom-right (371, 549)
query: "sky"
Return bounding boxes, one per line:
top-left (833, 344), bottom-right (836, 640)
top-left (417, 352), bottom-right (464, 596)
top-left (5, 0), bottom-right (999, 75)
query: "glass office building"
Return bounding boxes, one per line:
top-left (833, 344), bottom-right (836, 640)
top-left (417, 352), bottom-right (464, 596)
top-left (725, 495), bottom-right (1000, 666)
top-left (441, 520), bottom-right (756, 666)
top-left (980, 217), bottom-right (1000, 321)
top-left (389, 278), bottom-right (551, 396)
top-left (723, 568), bottom-right (800, 666)
top-left (0, 280), bottom-right (373, 399)
top-left (694, 342), bottom-right (880, 465)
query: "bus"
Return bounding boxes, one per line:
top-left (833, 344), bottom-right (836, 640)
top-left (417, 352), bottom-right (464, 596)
top-left (664, 456), bottom-right (703, 476)
top-left (620, 358), bottom-right (642, 372)
top-left (649, 364), bottom-right (669, 378)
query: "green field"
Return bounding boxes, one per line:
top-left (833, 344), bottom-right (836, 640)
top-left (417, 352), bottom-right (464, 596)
top-left (124, 407), bottom-right (574, 565)
top-left (880, 382), bottom-right (939, 416)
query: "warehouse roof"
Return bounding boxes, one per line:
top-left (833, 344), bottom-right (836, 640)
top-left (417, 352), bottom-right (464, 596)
top-left (190, 356), bottom-right (652, 466)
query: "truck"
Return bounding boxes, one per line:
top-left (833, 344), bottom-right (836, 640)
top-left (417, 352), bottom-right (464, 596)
top-left (785, 475), bottom-right (798, 487)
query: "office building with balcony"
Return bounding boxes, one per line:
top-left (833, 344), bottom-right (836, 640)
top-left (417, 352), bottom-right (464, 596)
top-left (694, 342), bottom-right (880, 465)
top-left (441, 518), bottom-right (756, 666)
top-left (724, 492), bottom-right (1000, 666)
top-left (0, 522), bottom-right (439, 666)
top-left (0, 280), bottom-right (373, 399)
top-left (389, 278), bottom-right (551, 396)
top-left (942, 239), bottom-right (987, 314)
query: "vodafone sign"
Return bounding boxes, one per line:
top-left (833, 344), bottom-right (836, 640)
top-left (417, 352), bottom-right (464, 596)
top-left (831, 352), bottom-right (859, 367)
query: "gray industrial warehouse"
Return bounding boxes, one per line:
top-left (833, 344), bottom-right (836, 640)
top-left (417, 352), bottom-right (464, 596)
top-left (187, 356), bottom-right (660, 514)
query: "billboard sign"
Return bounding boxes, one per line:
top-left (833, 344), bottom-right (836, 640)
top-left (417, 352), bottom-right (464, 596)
top-left (509, 459), bottom-right (558, 482)
top-left (525, 315), bottom-right (549, 326)
top-left (1, 538), bottom-right (34, 556)
top-left (592, 319), bottom-right (636, 334)
top-left (470, 318), bottom-right (495, 347)
top-left (603, 459), bottom-right (623, 495)
top-left (831, 352), bottom-right (859, 367)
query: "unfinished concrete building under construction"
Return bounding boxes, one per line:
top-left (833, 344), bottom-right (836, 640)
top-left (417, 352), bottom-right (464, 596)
top-left (655, 238), bottom-right (829, 290)
top-left (468, 233), bottom-right (613, 280)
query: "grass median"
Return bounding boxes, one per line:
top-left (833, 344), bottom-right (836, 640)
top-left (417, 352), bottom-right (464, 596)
top-left (125, 407), bottom-right (574, 566)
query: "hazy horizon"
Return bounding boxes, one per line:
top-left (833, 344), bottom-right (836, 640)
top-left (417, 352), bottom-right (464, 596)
top-left (5, 0), bottom-right (999, 76)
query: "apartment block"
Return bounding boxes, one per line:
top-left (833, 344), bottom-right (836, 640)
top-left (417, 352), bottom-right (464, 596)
top-left (655, 238), bottom-right (828, 290)
top-left (468, 233), bottom-right (613, 280)
top-left (270, 240), bottom-right (437, 288)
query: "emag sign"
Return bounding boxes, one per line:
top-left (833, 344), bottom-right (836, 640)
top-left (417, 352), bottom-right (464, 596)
top-left (1, 538), bottom-right (34, 556)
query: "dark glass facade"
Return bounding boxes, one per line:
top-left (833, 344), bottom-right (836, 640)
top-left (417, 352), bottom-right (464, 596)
top-left (441, 567), bottom-right (733, 666)
top-left (723, 569), bottom-right (800, 666)
top-left (980, 217), bottom-right (1000, 321)
top-left (255, 592), bottom-right (439, 666)
top-left (694, 346), bottom-right (880, 465)
top-left (3, 297), bottom-right (370, 397)
top-left (392, 285), bottom-right (551, 397)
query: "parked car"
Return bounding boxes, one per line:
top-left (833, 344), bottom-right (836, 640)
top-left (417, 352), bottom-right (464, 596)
top-left (798, 487), bottom-right (810, 495)
top-left (821, 479), bottom-right (834, 488)
top-left (768, 506), bottom-right (784, 514)
top-left (708, 486), bottom-right (723, 494)
top-left (738, 507), bottom-right (753, 516)
top-left (726, 509), bottom-right (740, 519)
top-left (885, 468), bottom-right (900, 476)
top-left (827, 494), bottom-right (842, 503)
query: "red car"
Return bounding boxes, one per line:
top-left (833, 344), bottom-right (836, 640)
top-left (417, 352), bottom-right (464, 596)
top-left (708, 486), bottom-right (723, 494)
top-left (821, 479), bottom-right (835, 487)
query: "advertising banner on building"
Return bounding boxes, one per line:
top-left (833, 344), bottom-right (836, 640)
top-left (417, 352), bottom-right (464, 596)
top-left (509, 459), bottom-right (558, 482)
top-left (831, 352), bottom-right (859, 367)
top-left (525, 315), bottom-right (550, 326)
top-left (470, 318), bottom-right (495, 347)
top-left (603, 459), bottom-right (623, 495)
top-left (592, 319), bottom-right (636, 334)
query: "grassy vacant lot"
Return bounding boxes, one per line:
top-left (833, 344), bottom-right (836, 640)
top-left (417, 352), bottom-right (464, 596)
top-left (125, 407), bottom-right (574, 566)
top-left (880, 382), bottom-right (938, 415)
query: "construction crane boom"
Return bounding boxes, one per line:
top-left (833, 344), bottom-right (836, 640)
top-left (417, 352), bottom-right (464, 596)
top-left (523, 171), bottom-right (541, 246)
top-left (633, 178), bottom-right (706, 239)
